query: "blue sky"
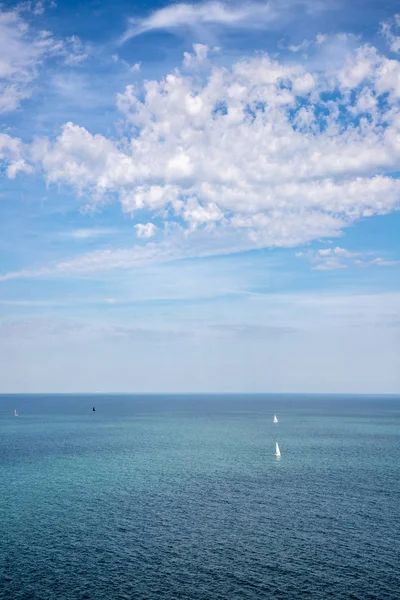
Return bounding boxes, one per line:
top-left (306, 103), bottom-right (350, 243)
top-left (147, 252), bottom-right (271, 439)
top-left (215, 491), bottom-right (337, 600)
top-left (1, 0), bottom-right (400, 393)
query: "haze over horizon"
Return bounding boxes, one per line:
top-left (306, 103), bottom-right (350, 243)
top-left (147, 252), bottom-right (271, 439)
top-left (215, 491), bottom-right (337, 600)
top-left (1, 0), bottom-right (400, 393)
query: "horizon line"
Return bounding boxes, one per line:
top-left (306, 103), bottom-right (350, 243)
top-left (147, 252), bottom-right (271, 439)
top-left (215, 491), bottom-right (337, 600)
top-left (1, 392), bottom-right (400, 397)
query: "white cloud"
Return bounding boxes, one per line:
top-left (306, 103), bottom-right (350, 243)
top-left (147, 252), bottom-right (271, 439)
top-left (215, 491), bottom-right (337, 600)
top-left (287, 32), bottom-right (327, 53)
top-left (135, 223), bottom-right (158, 238)
top-left (0, 133), bottom-right (32, 177)
top-left (183, 43), bottom-right (210, 68)
top-left (59, 228), bottom-right (117, 240)
top-left (337, 43), bottom-right (400, 100)
top-left (1, 37), bottom-right (400, 279)
top-left (381, 13), bottom-right (400, 53)
top-left (297, 246), bottom-right (400, 270)
top-left (63, 35), bottom-right (89, 65)
top-left (35, 53), bottom-right (400, 226)
top-left (356, 257), bottom-right (400, 267)
top-left (119, 0), bottom-right (328, 43)
top-left (120, 1), bottom-right (277, 42)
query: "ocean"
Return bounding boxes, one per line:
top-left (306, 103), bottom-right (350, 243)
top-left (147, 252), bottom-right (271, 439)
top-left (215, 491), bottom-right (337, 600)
top-left (0, 394), bottom-right (399, 600)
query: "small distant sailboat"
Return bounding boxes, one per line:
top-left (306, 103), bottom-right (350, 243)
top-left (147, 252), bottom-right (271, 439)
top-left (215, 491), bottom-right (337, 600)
top-left (14, 409), bottom-right (18, 417)
top-left (92, 406), bottom-right (96, 412)
top-left (273, 414), bottom-right (278, 423)
top-left (275, 442), bottom-right (281, 458)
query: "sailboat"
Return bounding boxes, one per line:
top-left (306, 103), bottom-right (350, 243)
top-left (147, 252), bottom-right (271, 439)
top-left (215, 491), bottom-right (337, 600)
top-left (273, 415), bottom-right (278, 423)
top-left (275, 442), bottom-right (281, 457)
top-left (14, 409), bottom-right (18, 417)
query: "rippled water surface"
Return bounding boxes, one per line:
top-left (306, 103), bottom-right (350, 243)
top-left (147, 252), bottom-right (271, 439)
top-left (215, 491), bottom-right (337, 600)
top-left (1, 394), bottom-right (399, 599)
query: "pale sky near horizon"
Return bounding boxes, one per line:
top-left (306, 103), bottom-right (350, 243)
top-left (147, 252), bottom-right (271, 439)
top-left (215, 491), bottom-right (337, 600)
top-left (0, 0), bottom-right (400, 393)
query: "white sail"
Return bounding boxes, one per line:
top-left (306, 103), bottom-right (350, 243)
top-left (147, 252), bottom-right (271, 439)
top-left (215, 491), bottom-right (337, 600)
top-left (273, 415), bottom-right (278, 423)
top-left (14, 409), bottom-right (18, 417)
top-left (275, 442), bottom-right (281, 457)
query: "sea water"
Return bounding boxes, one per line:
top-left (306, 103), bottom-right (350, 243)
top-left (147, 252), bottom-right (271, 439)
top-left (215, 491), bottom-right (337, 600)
top-left (0, 394), bottom-right (399, 599)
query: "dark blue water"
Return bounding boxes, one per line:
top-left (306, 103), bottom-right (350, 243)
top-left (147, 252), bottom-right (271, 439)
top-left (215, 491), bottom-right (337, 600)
top-left (1, 395), bottom-right (399, 599)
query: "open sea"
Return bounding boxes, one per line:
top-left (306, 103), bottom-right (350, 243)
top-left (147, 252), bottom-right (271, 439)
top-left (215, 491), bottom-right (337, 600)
top-left (0, 394), bottom-right (399, 600)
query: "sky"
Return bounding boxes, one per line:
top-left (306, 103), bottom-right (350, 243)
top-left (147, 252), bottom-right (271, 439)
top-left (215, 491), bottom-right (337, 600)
top-left (0, 0), bottom-right (400, 393)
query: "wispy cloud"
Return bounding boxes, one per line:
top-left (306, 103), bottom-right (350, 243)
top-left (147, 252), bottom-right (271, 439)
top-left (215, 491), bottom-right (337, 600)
top-left (286, 32), bottom-right (327, 53)
top-left (0, 318), bottom-right (189, 343)
top-left (120, 1), bottom-right (273, 42)
top-left (213, 323), bottom-right (297, 338)
top-left (0, 5), bottom-right (90, 113)
top-left (16, 1), bottom-right (57, 17)
top-left (296, 247), bottom-right (400, 270)
top-left (0, 242), bottom-right (179, 281)
top-left (119, 0), bottom-right (324, 43)
top-left (58, 228), bottom-right (118, 241)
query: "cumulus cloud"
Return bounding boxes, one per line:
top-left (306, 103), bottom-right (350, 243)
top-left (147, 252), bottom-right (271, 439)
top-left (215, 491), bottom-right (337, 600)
top-left (2, 33), bottom-right (400, 279)
top-left (135, 223), bottom-right (158, 239)
top-left (0, 133), bottom-right (32, 177)
top-left (35, 51), bottom-right (400, 225)
top-left (381, 13), bottom-right (400, 53)
top-left (183, 43), bottom-right (211, 68)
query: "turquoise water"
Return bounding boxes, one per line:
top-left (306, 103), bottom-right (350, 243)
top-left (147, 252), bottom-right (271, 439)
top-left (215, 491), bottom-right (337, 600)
top-left (1, 395), bottom-right (399, 599)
